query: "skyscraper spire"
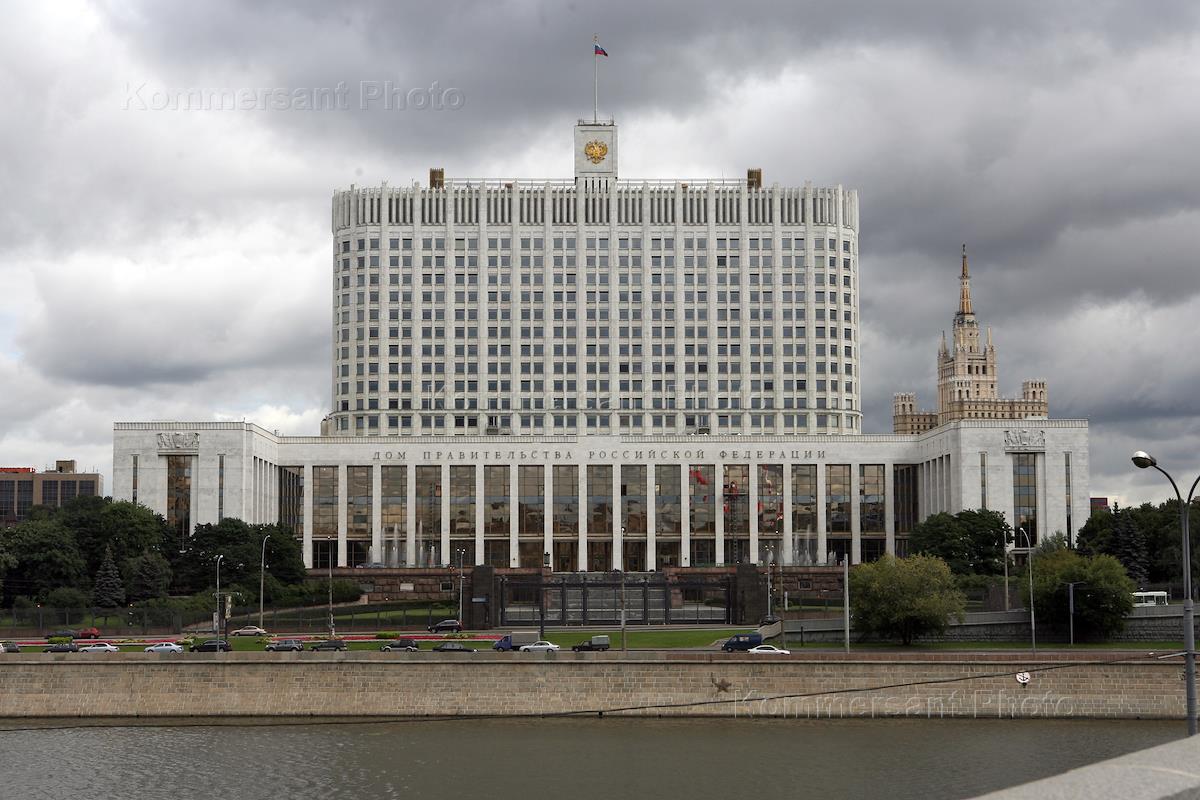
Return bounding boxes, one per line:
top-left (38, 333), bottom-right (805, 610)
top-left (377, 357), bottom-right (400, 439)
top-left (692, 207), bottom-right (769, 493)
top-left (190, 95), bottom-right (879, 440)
top-left (958, 243), bottom-right (974, 317)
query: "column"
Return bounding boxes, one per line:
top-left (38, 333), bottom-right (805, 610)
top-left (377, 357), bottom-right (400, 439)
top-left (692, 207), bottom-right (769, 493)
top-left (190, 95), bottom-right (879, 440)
top-left (537, 465), bottom-right (549, 568)
top-left (816, 463), bottom-right (827, 564)
top-left (884, 462), bottom-right (896, 556)
top-left (405, 464), bottom-right (417, 567)
top-left (611, 465), bottom-right (622, 570)
top-left (371, 464), bottom-right (382, 565)
top-left (302, 464), bottom-right (314, 568)
top-left (850, 462), bottom-right (861, 565)
top-left (440, 463), bottom-right (451, 566)
top-left (509, 465), bottom-right (519, 568)
top-left (646, 464), bottom-right (656, 571)
top-left (577, 465), bottom-right (587, 571)
top-left (680, 463), bottom-right (691, 567)
top-left (749, 463), bottom-right (760, 564)
top-left (714, 462), bottom-right (725, 565)
top-left (475, 464), bottom-right (485, 567)
top-left (336, 464), bottom-right (348, 567)
top-left (782, 462), bottom-right (793, 566)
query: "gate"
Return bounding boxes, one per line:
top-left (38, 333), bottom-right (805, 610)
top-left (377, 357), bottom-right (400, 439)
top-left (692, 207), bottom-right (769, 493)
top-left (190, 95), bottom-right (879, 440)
top-left (497, 572), bottom-right (734, 627)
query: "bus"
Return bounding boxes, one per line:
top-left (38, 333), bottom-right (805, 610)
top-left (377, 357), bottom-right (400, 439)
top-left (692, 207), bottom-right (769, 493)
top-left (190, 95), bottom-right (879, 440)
top-left (1132, 591), bottom-right (1169, 607)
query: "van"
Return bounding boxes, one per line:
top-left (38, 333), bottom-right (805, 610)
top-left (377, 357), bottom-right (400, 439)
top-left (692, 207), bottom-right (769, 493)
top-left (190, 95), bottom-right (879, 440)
top-left (493, 631), bottom-right (540, 651)
top-left (721, 633), bottom-right (763, 652)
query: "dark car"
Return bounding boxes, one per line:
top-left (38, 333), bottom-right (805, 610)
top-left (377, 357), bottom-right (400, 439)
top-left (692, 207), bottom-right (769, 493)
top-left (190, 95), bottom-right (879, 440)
top-left (428, 619), bottom-right (464, 634)
top-left (431, 641), bottom-right (474, 653)
top-left (45, 630), bottom-right (76, 640)
top-left (44, 642), bottom-right (80, 653)
top-left (190, 638), bottom-right (232, 652)
top-left (0, 641), bottom-right (20, 653)
top-left (265, 639), bottom-right (305, 652)
top-left (380, 638), bottom-right (419, 652)
top-left (310, 639), bottom-right (347, 651)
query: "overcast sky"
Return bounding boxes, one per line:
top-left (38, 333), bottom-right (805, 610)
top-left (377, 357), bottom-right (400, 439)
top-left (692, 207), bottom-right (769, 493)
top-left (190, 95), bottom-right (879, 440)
top-left (2, 1), bottom-right (1198, 511)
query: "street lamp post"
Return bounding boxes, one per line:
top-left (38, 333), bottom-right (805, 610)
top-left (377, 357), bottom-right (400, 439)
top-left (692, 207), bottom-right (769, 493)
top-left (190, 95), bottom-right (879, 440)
top-left (539, 551), bottom-right (550, 640)
top-left (214, 554), bottom-right (224, 645)
top-left (259, 534), bottom-right (271, 631)
top-left (767, 547), bottom-right (775, 620)
top-left (1132, 451), bottom-right (1197, 736)
top-left (456, 547), bottom-right (466, 622)
top-left (326, 536), bottom-right (335, 639)
top-left (1016, 527), bottom-right (1036, 653)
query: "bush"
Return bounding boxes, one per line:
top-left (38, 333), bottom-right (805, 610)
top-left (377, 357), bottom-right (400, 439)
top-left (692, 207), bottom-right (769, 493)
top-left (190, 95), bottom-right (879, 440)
top-left (850, 555), bottom-right (967, 645)
top-left (42, 586), bottom-right (91, 609)
top-left (47, 636), bottom-right (72, 645)
top-left (375, 631), bottom-right (401, 639)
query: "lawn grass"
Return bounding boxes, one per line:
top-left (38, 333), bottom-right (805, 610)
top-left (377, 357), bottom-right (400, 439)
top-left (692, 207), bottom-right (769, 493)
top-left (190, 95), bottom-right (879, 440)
top-left (784, 639), bottom-right (1185, 651)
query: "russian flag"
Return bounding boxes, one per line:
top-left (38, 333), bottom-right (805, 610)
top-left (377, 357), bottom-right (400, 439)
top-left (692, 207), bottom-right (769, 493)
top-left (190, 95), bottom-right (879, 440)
top-left (594, 43), bottom-right (608, 57)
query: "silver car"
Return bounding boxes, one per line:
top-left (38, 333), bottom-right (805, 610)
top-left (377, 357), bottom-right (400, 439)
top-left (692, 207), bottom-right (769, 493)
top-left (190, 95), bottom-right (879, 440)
top-left (144, 642), bottom-right (184, 654)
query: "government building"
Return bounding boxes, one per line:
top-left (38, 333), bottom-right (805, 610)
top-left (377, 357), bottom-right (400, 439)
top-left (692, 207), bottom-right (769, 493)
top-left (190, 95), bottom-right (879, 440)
top-left (112, 118), bottom-right (1088, 572)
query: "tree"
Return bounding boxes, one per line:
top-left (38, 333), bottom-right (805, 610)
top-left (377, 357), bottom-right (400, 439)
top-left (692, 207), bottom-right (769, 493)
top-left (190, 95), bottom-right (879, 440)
top-left (1109, 510), bottom-right (1149, 586)
top-left (0, 519), bottom-right (87, 603)
top-left (58, 496), bottom-right (171, 577)
top-left (849, 555), bottom-right (966, 645)
top-left (127, 551), bottom-right (172, 602)
top-left (1022, 548), bottom-right (1135, 640)
top-left (171, 519), bottom-right (307, 597)
top-left (910, 509), bottom-right (1009, 575)
top-left (92, 544), bottom-right (125, 609)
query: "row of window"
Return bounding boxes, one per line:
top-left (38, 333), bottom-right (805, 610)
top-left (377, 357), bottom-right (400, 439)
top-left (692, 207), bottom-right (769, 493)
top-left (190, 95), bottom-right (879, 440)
top-left (341, 236), bottom-right (856, 254)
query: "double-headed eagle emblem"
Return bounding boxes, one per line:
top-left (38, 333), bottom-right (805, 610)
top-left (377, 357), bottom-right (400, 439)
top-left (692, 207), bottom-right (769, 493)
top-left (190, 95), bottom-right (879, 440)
top-left (584, 140), bottom-right (608, 164)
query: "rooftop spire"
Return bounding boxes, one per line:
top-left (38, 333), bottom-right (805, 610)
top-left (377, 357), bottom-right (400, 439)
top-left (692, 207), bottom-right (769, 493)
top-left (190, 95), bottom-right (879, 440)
top-left (958, 243), bottom-right (974, 317)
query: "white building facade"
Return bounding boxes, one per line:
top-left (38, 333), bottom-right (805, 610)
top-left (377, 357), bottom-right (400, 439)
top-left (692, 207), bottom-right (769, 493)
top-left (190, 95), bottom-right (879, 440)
top-left (112, 420), bottom-right (1089, 570)
top-left (111, 118), bottom-right (1089, 570)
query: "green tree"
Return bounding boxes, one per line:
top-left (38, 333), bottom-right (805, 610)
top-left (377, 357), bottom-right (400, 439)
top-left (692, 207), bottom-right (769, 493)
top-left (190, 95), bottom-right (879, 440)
top-left (1022, 548), bottom-right (1135, 640)
top-left (0, 519), bottom-right (87, 603)
top-left (910, 509), bottom-right (1009, 575)
top-left (127, 551), bottom-right (172, 602)
top-left (849, 555), bottom-right (966, 645)
top-left (58, 496), bottom-right (172, 577)
top-left (171, 519), bottom-right (307, 598)
top-left (1109, 510), bottom-right (1149, 586)
top-left (92, 543), bottom-right (125, 608)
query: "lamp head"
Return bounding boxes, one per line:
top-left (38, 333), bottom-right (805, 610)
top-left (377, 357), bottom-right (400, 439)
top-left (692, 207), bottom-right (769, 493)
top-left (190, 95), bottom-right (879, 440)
top-left (1131, 451), bottom-right (1157, 469)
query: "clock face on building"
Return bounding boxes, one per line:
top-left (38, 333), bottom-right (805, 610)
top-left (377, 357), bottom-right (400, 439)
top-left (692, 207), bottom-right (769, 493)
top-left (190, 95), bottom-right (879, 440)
top-left (584, 140), bottom-right (608, 164)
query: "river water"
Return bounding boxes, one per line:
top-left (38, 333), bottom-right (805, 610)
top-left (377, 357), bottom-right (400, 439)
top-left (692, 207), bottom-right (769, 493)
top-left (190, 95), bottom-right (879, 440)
top-left (0, 716), bottom-right (1180, 799)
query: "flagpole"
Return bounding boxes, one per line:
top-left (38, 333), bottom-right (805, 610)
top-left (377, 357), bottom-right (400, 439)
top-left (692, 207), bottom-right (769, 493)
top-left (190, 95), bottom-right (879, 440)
top-left (593, 35), bottom-right (599, 123)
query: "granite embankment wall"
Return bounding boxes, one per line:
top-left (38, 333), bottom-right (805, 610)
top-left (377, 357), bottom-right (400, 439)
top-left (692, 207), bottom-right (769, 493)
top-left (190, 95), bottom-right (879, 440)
top-left (0, 653), bottom-right (1186, 719)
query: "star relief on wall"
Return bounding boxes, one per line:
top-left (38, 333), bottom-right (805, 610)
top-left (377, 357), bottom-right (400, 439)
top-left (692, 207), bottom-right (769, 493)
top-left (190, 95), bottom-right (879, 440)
top-left (584, 140), bottom-right (608, 164)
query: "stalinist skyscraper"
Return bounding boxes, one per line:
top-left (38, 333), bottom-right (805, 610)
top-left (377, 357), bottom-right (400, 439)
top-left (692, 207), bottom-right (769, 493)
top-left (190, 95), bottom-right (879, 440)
top-left (892, 246), bottom-right (1048, 434)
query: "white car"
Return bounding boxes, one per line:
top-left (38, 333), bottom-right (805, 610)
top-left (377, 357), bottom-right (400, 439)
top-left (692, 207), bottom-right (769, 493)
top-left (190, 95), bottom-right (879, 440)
top-left (518, 640), bottom-right (561, 653)
top-left (229, 626), bottom-right (268, 637)
top-left (79, 642), bottom-right (120, 653)
top-left (144, 642), bottom-right (184, 654)
top-left (747, 644), bottom-right (791, 656)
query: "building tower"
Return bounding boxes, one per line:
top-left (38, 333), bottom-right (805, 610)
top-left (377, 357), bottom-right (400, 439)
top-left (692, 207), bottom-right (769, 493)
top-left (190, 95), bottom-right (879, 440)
top-left (326, 119), bottom-right (862, 438)
top-left (893, 246), bottom-right (1047, 433)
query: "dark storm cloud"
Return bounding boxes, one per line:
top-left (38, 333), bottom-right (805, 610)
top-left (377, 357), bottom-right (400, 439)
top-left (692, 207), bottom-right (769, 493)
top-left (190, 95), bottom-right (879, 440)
top-left (1, 0), bottom-right (1198, 503)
